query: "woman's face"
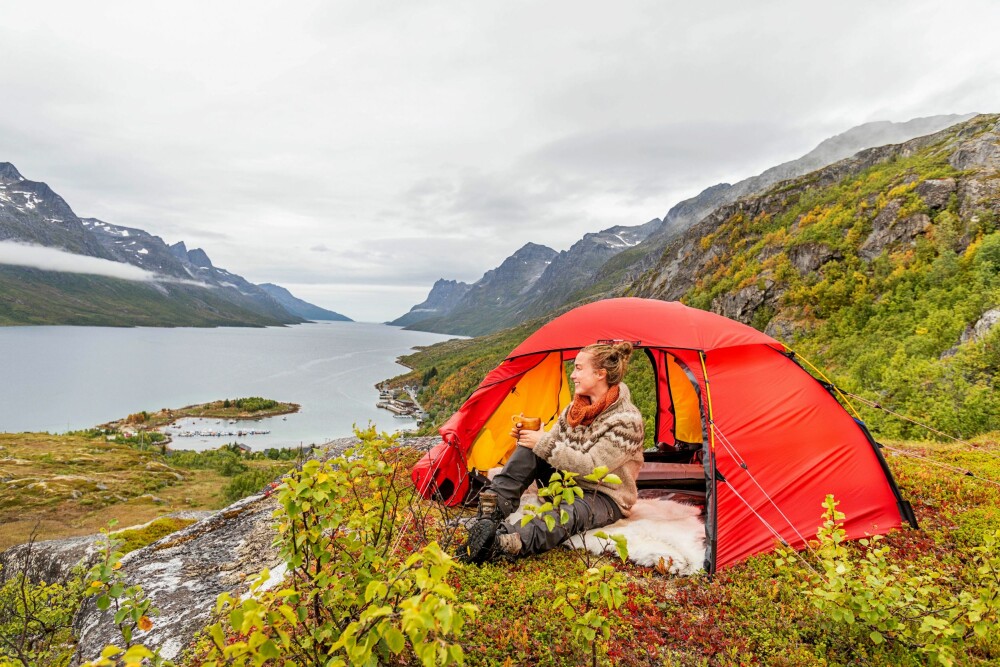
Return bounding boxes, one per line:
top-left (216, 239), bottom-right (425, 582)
top-left (571, 350), bottom-right (607, 398)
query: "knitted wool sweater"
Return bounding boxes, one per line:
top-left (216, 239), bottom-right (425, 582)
top-left (533, 383), bottom-right (645, 516)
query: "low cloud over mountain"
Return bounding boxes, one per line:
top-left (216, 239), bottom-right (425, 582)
top-left (0, 241), bottom-right (204, 285)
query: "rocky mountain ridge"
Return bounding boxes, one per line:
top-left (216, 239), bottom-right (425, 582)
top-left (0, 162), bottom-right (349, 326)
top-left (395, 219), bottom-right (662, 335)
top-left (389, 278), bottom-right (472, 327)
top-left (258, 283), bottom-right (351, 321)
top-left (397, 113), bottom-right (975, 336)
top-left (631, 115), bottom-right (1000, 325)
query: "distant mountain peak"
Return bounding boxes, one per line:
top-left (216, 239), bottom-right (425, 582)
top-left (168, 241), bottom-right (188, 261)
top-left (186, 248), bottom-right (213, 269)
top-left (0, 162), bottom-right (25, 183)
top-left (257, 283), bottom-right (352, 322)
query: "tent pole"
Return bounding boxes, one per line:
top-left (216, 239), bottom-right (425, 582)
top-left (698, 351), bottom-right (719, 575)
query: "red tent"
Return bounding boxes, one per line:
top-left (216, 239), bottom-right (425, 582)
top-left (412, 298), bottom-right (916, 571)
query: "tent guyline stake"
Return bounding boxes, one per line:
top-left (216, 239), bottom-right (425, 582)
top-left (723, 482), bottom-right (823, 579)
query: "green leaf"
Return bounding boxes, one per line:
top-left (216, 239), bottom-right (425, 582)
top-left (384, 627), bottom-right (405, 654)
top-left (258, 639), bottom-right (280, 660)
top-left (209, 623), bottom-right (227, 649)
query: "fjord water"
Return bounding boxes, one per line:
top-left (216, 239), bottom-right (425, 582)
top-left (0, 322), bottom-right (454, 448)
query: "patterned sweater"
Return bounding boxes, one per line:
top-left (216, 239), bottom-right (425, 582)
top-left (533, 383), bottom-right (645, 516)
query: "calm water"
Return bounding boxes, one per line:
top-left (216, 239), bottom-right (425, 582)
top-left (0, 322), bottom-right (454, 449)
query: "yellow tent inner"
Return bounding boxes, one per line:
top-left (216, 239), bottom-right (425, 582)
top-left (667, 353), bottom-right (703, 445)
top-left (466, 352), bottom-right (571, 472)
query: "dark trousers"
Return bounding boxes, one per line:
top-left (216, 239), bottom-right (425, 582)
top-left (489, 445), bottom-right (623, 556)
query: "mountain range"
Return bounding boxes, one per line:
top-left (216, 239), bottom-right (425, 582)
top-left (0, 163), bottom-right (350, 326)
top-left (389, 113), bottom-right (1000, 440)
top-left (393, 113), bottom-right (976, 336)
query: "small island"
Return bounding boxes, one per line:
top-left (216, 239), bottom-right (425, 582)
top-left (98, 397), bottom-right (301, 433)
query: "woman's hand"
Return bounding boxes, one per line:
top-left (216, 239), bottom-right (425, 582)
top-left (512, 426), bottom-right (543, 450)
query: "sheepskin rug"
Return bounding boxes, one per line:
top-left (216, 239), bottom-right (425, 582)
top-left (507, 491), bottom-right (706, 575)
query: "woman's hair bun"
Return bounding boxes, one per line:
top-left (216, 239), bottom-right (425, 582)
top-left (612, 341), bottom-right (634, 358)
top-left (581, 340), bottom-right (634, 385)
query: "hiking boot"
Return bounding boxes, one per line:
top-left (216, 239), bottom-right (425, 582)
top-left (457, 518), bottom-right (499, 564)
top-left (457, 521), bottom-right (523, 564)
top-left (476, 490), bottom-right (506, 523)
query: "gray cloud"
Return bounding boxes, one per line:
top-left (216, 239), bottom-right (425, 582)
top-left (2, 1), bottom-right (999, 321)
top-left (0, 241), bottom-right (205, 285)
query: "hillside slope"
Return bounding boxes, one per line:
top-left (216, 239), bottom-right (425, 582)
top-left (628, 114), bottom-right (1000, 437)
top-left (395, 114), bottom-right (973, 337)
top-left (258, 283), bottom-right (352, 321)
top-left (0, 265), bottom-right (297, 327)
top-left (388, 115), bottom-right (1000, 441)
top-left (0, 162), bottom-right (345, 327)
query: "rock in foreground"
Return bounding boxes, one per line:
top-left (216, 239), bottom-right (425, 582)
top-left (72, 494), bottom-right (281, 664)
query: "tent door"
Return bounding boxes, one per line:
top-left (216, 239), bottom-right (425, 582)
top-left (650, 349), bottom-right (704, 450)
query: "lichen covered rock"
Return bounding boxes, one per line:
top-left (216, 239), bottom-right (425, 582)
top-left (72, 494), bottom-right (281, 664)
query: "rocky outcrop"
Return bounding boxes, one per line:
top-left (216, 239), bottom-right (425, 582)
top-left (72, 494), bottom-right (282, 664)
top-left (949, 119), bottom-right (1000, 171)
top-left (915, 178), bottom-right (957, 209)
top-left (788, 242), bottom-right (842, 274)
top-left (961, 308), bottom-right (1000, 345)
top-left (712, 281), bottom-right (774, 322)
top-left (859, 201), bottom-right (932, 260)
top-left (0, 534), bottom-right (102, 585)
top-left (64, 436), bottom-right (438, 664)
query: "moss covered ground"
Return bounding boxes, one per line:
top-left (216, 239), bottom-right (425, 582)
top-left (428, 434), bottom-right (997, 666)
top-left (0, 432), bottom-right (225, 550)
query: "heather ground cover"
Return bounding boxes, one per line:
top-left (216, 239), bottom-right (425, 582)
top-left (3, 430), bottom-right (998, 666)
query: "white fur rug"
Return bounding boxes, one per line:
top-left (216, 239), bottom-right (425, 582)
top-left (508, 492), bottom-right (706, 575)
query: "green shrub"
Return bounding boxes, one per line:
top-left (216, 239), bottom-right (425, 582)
top-left (776, 496), bottom-right (1000, 666)
top-left (521, 467), bottom-right (629, 667)
top-left (197, 428), bottom-right (476, 666)
top-left (0, 565), bottom-right (83, 666)
top-left (230, 397), bottom-right (278, 412)
top-left (222, 465), bottom-right (290, 503)
top-left (79, 523), bottom-right (170, 667)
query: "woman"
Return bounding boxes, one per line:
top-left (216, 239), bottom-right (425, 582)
top-left (459, 341), bottom-right (645, 564)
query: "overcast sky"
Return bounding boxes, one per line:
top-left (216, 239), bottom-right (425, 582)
top-left (2, 1), bottom-right (998, 321)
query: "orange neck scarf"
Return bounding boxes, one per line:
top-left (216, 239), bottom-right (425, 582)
top-left (567, 384), bottom-right (620, 428)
